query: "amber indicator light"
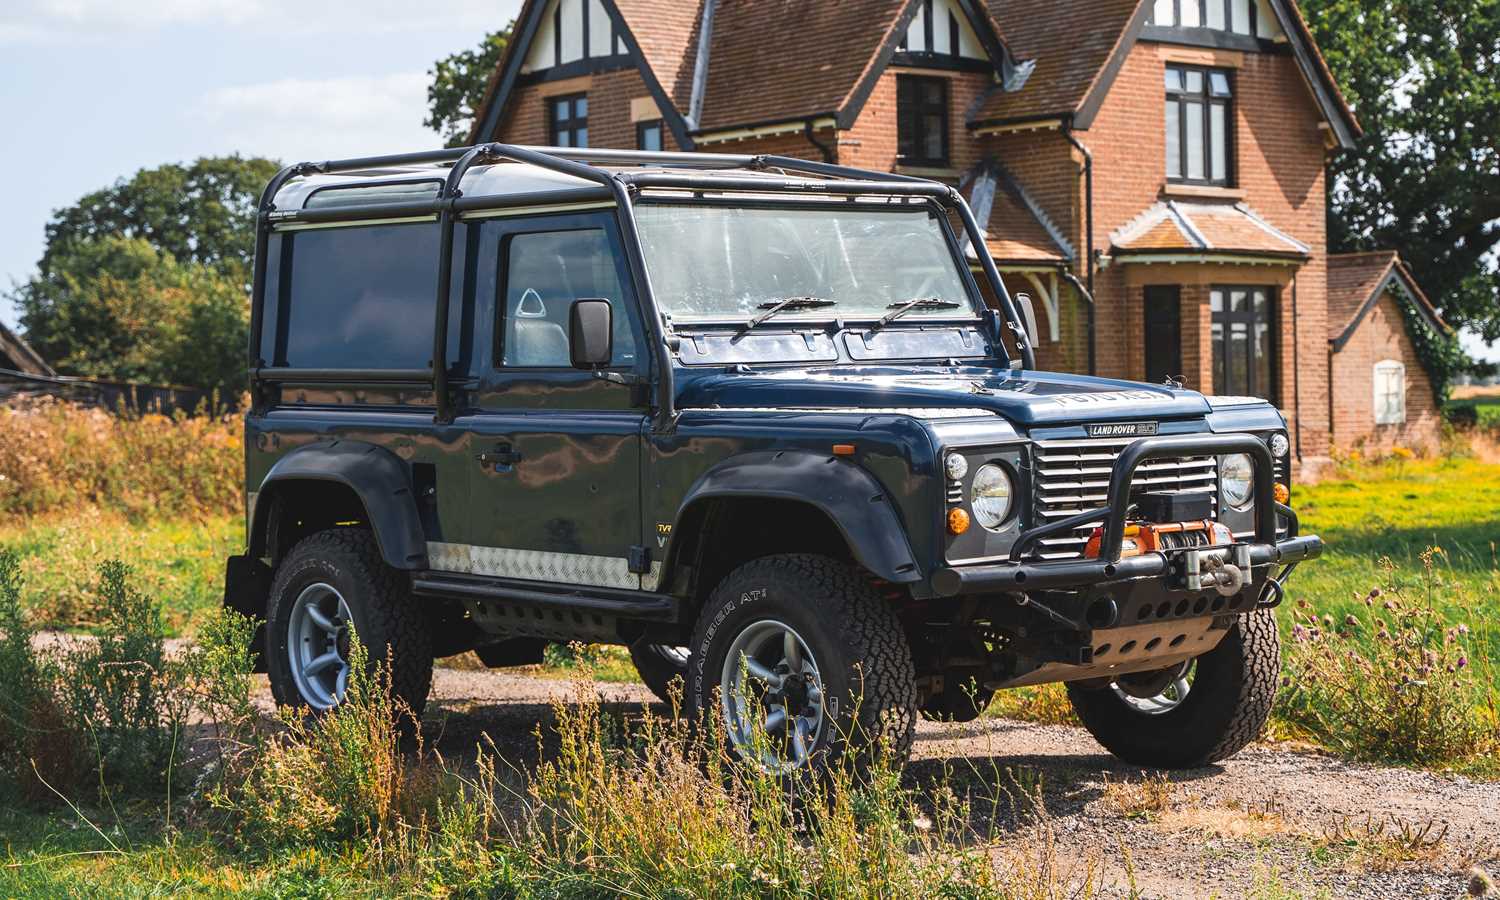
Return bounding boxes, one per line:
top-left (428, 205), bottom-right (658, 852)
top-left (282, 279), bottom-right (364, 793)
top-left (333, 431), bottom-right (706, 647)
top-left (947, 507), bottom-right (971, 535)
top-left (832, 444), bottom-right (857, 457)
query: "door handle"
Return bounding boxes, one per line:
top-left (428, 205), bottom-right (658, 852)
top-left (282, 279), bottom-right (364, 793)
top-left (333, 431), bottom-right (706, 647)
top-left (477, 443), bottom-right (523, 468)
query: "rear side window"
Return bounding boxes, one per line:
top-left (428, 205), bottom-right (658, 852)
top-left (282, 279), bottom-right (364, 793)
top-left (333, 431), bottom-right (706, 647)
top-left (268, 222), bottom-right (440, 369)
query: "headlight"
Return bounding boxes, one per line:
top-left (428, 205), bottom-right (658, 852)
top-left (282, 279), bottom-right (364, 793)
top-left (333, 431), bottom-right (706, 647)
top-left (944, 452), bottom-right (969, 481)
top-left (1220, 453), bottom-right (1255, 510)
top-left (1269, 432), bottom-right (1290, 458)
top-left (971, 464), bottom-right (1013, 530)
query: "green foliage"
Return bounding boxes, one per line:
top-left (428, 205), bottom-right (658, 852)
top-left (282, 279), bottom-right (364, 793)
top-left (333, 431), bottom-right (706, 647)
top-left (1276, 556), bottom-right (1496, 766)
top-left (1396, 291), bottom-right (1467, 403)
top-left (1300, 0), bottom-right (1500, 343)
top-left (0, 552), bottom-right (51, 785)
top-left (8, 155), bottom-right (274, 392)
top-left (13, 236), bottom-right (248, 392)
top-left (37, 155), bottom-right (279, 282)
top-left (426, 26), bottom-right (512, 146)
top-left (59, 561), bottom-right (186, 795)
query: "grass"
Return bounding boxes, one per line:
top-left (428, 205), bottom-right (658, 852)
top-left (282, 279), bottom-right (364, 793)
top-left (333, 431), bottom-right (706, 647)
top-left (1293, 453), bottom-right (1500, 691)
top-left (1447, 385), bottom-right (1500, 431)
top-left (0, 510), bottom-right (240, 636)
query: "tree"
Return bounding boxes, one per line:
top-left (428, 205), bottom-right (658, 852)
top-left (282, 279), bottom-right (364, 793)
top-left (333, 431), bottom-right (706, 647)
top-left (39, 156), bottom-right (280, 286)
top-left (1300, 0), bottom-right (1500, 344)
top-left (426, 27), bottom-right (512, 147)
top-left (13, 237), bottom-right (247, 394)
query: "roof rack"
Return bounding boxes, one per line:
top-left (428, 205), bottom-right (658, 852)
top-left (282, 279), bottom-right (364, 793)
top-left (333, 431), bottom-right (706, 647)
top-left (248, 144), bottom-right (1035, 426)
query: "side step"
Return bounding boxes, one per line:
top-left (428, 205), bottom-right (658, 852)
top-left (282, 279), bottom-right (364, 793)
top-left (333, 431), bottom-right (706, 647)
top-left (410, 572), bottom-right (680, 623)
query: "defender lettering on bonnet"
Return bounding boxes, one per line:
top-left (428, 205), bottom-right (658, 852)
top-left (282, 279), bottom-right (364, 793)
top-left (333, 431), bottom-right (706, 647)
top-left (226, 144), bottom-right (1321, 780)
top-left (1086, 421), bottom-right (1159, 438)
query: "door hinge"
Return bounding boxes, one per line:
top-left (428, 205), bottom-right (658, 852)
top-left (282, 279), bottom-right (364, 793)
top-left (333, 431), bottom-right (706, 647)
top-left (627, 545), bottom-right (651, 575)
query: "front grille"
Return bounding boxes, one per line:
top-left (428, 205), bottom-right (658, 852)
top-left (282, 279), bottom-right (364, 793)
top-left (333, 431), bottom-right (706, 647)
top-left (1030, 438), bottom-right (1220, 560)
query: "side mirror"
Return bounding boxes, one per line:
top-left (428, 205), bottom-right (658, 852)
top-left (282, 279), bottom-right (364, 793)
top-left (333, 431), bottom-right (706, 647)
top-left (569, 299), bottom-right (614, 369)
top-left (1015, 292), bottom-right (1040, 348)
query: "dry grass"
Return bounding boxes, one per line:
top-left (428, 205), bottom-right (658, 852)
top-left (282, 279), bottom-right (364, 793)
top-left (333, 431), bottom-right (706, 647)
top-left (1097, 772), bottom-right (1176, 821)
top-left (0, 397), bottom-right (239, 519)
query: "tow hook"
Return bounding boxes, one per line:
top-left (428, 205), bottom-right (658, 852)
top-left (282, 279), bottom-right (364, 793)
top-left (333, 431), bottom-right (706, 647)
top-left (1180, 544), bottom-right (1251, 597)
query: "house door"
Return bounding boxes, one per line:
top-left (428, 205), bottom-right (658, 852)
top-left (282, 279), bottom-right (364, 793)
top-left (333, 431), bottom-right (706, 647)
top-left (1144, 286), bottom-right (1182, 386)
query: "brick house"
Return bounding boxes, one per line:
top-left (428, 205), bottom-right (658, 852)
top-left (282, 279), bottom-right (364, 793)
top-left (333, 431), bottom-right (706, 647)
top-left (470, 0), bottom-right (1449, 469)
top-left (1328, 252), bottom-right (1449, 452)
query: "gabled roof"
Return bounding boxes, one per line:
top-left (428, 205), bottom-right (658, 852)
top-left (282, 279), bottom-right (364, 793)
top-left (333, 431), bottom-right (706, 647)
top-left (971, 0), bottom-right (1145, 129)
top-left (970, 0), bottom-right (1361, 147)
top-left (1329, 251), bottom-right (1450, 351)
top-left (473, 0), bottom-right (1016, 143)
top-left (0, 321), bottom-right (52, 377)
top-left (962, 159), bottom-right (1072, 265)
top-left (698, 0), bottom-right (915, 133)
top-left (1110, 200), bottom-right (1309, 260)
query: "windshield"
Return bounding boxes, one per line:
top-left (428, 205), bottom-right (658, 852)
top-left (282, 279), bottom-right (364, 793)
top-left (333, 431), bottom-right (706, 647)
top-left (634, 203), bottom-right (979, 323)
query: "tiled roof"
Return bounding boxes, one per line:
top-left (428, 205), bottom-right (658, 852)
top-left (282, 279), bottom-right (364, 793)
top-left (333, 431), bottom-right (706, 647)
top-left (963, 161), bottom-right (1071, 264)
top-left (0, 321), bottom-right (52, 377)
top-left (971, 0), bottom-right (1144, 126)
top-left (612, 0), bottom-right (706, 113)
top-left (1110, 201), bottom-right (1310, 259)
top-left (1328, 251), bottom-right (1448, 345)
top-left (695, 0), bottom-right (911, 132)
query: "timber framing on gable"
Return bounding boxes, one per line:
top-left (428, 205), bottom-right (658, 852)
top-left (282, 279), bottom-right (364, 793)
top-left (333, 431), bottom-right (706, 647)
top-left (471, 0), bottom-right (696, 148)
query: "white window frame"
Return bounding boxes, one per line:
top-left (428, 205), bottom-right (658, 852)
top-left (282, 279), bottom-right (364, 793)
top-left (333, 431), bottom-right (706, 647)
top-left (1373, 359), bottom-right (1406, 425)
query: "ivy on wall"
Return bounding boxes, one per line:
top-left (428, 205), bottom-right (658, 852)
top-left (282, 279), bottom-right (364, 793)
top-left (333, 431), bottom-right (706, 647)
top-left (1393, 289), bottom-right (1465, 406)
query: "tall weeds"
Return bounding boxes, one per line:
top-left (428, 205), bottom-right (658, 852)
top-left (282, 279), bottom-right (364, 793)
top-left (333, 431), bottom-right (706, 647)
top-left (0, 397), bottom-right (239, 518)
top-left (1276, 552), bottom-right (1499, 766)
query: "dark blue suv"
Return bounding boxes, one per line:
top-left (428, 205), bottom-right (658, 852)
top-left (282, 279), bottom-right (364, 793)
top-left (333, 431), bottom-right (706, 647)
top-left (224, 145), bottom-right (1321, 774)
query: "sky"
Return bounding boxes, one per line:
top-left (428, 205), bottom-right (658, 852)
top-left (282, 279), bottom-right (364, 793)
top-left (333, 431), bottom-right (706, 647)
top-left (0, 0), bottom-right (521, 329)
top-left (0, 0), bottom-right (1495, 364)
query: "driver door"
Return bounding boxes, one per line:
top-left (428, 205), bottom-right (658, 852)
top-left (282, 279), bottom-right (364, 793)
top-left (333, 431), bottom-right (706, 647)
top-left (445, 211), bottom-right (650, 591)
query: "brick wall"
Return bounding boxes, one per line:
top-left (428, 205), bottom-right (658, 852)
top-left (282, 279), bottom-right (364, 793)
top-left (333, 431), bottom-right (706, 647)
top-left (838, 67), bottom-right (992, 173)
top-left (1077, 41), bottom-right (1334, 459)
top-left (497, 66), bottom-right (684, 149)
top-left (1330, 291), bottom-right (1442, 453)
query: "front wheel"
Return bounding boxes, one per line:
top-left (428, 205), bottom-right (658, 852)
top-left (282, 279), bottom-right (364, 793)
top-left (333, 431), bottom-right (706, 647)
top-left (1066, 608), bottom-right (1280, 768)
top-left (629, 642), bottom-right (689, 706)
top-left (265, 529), bottom-right (434, 716)
top-left (687, 554), bottom-right (918, 775)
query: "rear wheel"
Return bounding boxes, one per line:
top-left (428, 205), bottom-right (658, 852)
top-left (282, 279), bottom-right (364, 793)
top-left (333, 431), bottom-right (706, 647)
top-left (265, 529), bottom-right (433, 716)
top-left (1066, 609), bottom-right (1280, 768)
top-left (687, 554), bottom-right (917, 775)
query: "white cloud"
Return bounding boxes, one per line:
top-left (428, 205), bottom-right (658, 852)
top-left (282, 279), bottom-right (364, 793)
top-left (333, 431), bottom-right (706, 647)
top-left (1461, 329), bottom-right (1499, 364)
top-left (1, 0), bottom-right (514, 42)
top-left (192, 73), bottom-right (441, 163)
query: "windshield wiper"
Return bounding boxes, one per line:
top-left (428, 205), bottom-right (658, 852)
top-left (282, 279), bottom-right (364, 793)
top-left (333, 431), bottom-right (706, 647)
top-left (870, 297), bottom-right (963, 332)
top-left (745, 296), bottom-right (837, 329)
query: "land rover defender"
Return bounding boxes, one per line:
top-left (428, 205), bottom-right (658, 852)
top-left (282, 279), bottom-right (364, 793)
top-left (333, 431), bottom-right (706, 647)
top-left (224, 144), bottom-right (1321, 773)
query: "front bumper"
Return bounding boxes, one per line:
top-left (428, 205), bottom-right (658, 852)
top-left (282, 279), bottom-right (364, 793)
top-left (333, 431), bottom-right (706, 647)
top-left (930, 433), bottom-right (1323, 598)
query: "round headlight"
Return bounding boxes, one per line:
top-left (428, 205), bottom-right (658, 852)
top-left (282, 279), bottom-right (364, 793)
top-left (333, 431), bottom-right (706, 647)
top-left (971, 464), bottom-right (1013, 530)
top-left (1221, 453), bottom-right (1255, 510)
top-left (1269, 432), bottom-right (1290, 458)
top-left (944, 452), bottom-right (969, 481)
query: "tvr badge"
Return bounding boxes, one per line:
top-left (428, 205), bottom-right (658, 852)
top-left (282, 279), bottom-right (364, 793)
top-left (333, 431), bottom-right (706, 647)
top-left (656, 522), bottom-right (673, 548)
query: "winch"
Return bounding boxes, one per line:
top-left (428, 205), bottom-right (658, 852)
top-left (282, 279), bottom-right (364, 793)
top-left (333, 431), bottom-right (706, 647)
top-left (1081, 491), bottom-right (1250, 597)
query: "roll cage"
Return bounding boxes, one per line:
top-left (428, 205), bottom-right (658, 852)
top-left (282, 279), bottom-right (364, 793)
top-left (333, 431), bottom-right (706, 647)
top-left (247, 144), bottom-right (1037, 429)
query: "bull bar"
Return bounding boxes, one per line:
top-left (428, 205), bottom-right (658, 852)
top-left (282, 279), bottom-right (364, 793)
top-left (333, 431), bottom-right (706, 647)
top-left (930, 434), bottom-right (1323, 598)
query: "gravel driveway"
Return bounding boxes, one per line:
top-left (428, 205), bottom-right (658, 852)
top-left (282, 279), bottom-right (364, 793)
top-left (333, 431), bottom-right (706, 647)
top-left (417, 665), bottom-right (1500, 900)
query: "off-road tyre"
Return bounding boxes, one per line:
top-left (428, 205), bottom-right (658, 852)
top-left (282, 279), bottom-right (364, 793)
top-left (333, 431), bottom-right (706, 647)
top-left (687, 554), bottom-right (918, 772)
top-left (265, 529), bottom-right (434, 716)
top-left (629, 642), bottom-right (689, 707)
top-left (1066, 608), bottom-right (1280, 768)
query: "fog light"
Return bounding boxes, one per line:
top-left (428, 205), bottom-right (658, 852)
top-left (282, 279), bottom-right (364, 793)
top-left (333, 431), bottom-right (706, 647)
top-left (947, 507), bottom-right (971, 535)
top-left (1274, 482), bottom-right (1290, 504)
top-left (1269, 432), bottom-right (1290, 458)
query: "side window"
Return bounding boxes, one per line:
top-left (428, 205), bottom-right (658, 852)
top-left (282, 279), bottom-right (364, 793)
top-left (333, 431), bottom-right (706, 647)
top-left (500, 228), bottom-right (637, 368)
top-left (269, 222), bottom-right (440, 369)
top-left (1373, 359), bottom-right (1406, 425)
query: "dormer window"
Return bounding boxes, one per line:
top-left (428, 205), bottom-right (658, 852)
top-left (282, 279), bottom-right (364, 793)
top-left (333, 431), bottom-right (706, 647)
top-left (1165, 65), bottom-right (1232, 185)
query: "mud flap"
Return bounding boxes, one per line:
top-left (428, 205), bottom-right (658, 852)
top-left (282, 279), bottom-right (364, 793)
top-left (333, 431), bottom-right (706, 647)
top-left (223, 555), bottom-right (272, 673)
